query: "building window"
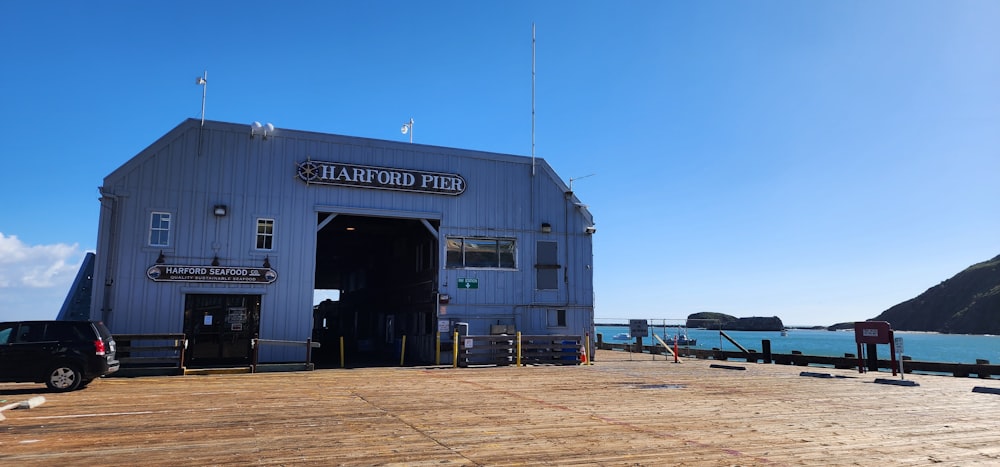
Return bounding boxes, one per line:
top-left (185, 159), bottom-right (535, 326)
top-left (548, 309), bottom-right (567, 327)
top-left (149, 212), bottom-right (171, 247)
top-left (535, 241), bottom-right (559, 290)
top-left (445, 237), bottom-right (515, 269)
top-left (256, 218), bottom-right (274, 250)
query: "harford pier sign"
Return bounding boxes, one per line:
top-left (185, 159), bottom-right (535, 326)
top-left (296, 160), bottom-right (466, 195)
top-left (147, 265), bottom-right (278, 284)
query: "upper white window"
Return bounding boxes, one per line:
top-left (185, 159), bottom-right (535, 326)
top-left (149, 212), bottom-right (171, 247)
top-left (256, 218), bottom-right (274, 250)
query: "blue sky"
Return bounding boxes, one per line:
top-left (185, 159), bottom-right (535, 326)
top-left (2, 2), bottom-right (998, 326)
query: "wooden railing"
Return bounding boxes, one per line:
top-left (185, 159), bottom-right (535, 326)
top-left (111, 334), bottom-right (321, 376)
top-left (457, 335), bottom-right (515, 366)
top-left (519, 335), bottom-right (583, 366)
top-left (597, 341), bottom-right (1000, 379)
top-left (114, 333), bottom-right (187, 376)
top-left (457, 335), bottom-right (582, 367)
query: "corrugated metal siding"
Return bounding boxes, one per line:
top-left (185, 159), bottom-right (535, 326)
top-left (93, 119), bottom-right (594, 342)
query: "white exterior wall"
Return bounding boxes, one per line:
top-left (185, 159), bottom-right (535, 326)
top-left (92, 119), bottom-right (595, 347)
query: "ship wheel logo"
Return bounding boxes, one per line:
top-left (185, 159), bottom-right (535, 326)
top-left (297, 161), bottom-right (319, 182)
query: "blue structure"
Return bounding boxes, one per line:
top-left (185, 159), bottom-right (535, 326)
top-left (57, 252), bottom-right (95, 321)
top-left (88, 119), bottom-right (595, 366)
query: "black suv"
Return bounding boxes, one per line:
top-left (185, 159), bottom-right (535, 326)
top-left (0, 320), bottom-right (119, 391)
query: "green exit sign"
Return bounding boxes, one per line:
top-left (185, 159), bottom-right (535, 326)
top-left (457, 278), bottom-right (479, 289)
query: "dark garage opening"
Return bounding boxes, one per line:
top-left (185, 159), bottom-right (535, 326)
top-left (312, 214), bottom-right (439, 367)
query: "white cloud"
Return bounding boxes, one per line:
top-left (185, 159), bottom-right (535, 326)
top-left (0, 232), bottom-right (86, 321)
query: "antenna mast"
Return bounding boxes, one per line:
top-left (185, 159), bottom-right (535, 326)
top-left (195, 70), bottom-right (208, 156)
top-left (569, 173), bottom-right (596, 192)
top-left (531, 23), bottom-right (536, 176)
top-left (196, 70), bottom-right (208, 127)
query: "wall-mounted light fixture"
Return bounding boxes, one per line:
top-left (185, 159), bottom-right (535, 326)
top-left (156, 250), bottom-right (166, 264)
top-left (540, 223), bottom-right (552, 233)
top-left (250, 121), bottom-right (276, 139)
top-left (212, 255), bottom-right (220, 266)
top-left (213, 205), bottom-right (227, 217)
top-left (584, 226), bottom-right (597, 235)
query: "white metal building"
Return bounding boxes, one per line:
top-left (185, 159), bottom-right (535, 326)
top-left (87, 119), bottom-right (595, 367)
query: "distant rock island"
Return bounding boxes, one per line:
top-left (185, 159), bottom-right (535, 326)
top-left (601, 254), bottom-right (999, 335)
top-left (871, 254), bottom-right (1000, 335)
top-left (686, 312), bottom-right (784, 331)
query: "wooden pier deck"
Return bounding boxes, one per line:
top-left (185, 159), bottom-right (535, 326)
top-left (3, 349), bottom-right (1000, 466)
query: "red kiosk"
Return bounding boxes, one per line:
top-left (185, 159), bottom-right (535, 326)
top-left (853, 321), bottom-right (897, 376)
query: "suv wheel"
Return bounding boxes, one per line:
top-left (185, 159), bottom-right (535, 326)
top-left (45, 364), bottom-right (83, 392)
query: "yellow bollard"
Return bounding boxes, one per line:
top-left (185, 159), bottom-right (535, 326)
top-left (452, 331), bottom-right (460, 368)
top-left (516, 331), bottom-right (522, 367)
top-left (435, 332), bottom-right (441, 366)
top-left (399, 335), bottom-right (407, 366)
top-left (585, 333), bottom-right (593, 365)
top-left (339, 336), bottom-right (345, 368)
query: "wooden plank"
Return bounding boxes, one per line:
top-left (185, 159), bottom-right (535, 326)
top-left (3, 349), bottom-right (1000, 465)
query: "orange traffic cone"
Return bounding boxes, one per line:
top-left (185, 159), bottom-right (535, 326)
top-left (580, 345), bottom-right (588, 364)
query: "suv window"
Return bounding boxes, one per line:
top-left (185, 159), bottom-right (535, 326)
top-left (0, 323), bottom-right (13, 344)
top-left (48, 322), bottom-right (88, 342)
top-left (17, 323), bottom-right (46, 343)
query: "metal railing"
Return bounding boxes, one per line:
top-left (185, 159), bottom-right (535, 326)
top-left (251, 338), bottom-right (321, 373)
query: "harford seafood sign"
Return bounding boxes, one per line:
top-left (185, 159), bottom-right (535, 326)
top-left (147, 265), bottom-right (278, 284)
top-left (296, 160), bottom-right (466, 195)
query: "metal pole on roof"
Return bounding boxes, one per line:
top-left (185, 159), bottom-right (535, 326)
top-left (196, 70), bottom-right (208, 156)
top-left (531, 23), bottom-right (536, 176)
top-left (196, 70), bottom-right (207, 127)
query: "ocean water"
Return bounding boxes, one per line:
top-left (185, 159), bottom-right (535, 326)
top-left (595, 325), bottom-right (1000, 365)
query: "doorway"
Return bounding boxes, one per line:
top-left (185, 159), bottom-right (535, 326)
top-left (313, 214), bottom-right (438, 366)
top-left (183, 294), bottom-right (261, 367)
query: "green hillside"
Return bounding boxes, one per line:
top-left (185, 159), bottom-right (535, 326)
top-left (873, 255), bottom-right (1000, 334)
